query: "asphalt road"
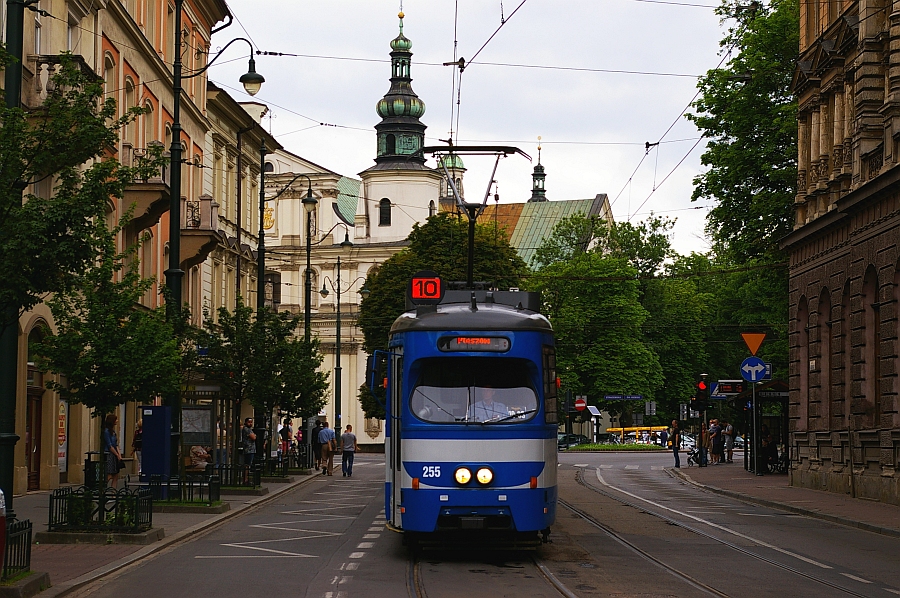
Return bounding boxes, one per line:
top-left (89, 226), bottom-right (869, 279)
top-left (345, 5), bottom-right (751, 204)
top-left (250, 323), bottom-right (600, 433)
top-left (64, 451), bottom-right (900, 598)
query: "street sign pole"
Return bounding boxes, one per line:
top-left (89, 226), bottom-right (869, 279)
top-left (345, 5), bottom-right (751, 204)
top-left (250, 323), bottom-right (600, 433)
top-left (753, 382), bottom-right (764, 475)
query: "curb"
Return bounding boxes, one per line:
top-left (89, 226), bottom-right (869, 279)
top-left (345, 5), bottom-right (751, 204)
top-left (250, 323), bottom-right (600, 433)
top-left (36, 473), bottom-right (322, 598)
top-left (34, 528), bottom-right (165, 545)
top-left (668, 468), bottom-right (900, 539)
top-left (0, 572), bottom-right (51, 598)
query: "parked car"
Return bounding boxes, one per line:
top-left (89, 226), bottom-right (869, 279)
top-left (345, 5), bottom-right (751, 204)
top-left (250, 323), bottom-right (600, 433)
top-left (733, 435), bottom-right (745, 449)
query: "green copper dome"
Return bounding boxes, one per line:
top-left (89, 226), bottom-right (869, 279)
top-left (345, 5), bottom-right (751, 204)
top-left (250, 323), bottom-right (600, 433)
top-left (391, 13), bottom-right (412, 51)
top-left (377, 95), bottom-right (426, 119)
top-left (438, 154), bottom-right (466, 170)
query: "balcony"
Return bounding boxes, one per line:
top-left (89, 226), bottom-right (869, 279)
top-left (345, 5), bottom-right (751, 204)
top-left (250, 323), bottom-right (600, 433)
top-left (25, 54), bottom-right (99, 108)
top-left (181, 194), bottom-right (224, 269)
top-left (123, 142), bottom-right (171, 231)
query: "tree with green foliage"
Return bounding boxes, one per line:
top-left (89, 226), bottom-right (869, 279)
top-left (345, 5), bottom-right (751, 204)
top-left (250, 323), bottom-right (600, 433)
top-left (686, 0), bottom-right (797, 376)
top-left (0, 51), bottom-right (152, 328)
top-left (198, 298), bottom-right (328, 457)
top-left (530, 252), bottom-right (663, 417)
top-left (357, 213), bottom-right (529, 355)
top-left (33, 226), bottom-right (180, 418)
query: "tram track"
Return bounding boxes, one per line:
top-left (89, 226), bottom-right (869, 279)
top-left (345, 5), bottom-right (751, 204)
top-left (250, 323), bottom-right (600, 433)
top-left (572, 468), bottom-right (874, 598)
top-left (407, 549), bottom-right (576, 598)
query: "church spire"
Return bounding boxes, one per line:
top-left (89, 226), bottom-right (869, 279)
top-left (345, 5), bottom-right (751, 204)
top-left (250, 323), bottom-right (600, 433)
top-left (529, 136), bottom-right (547, 202)
top-left (373, 11), bottom-right (427, 165)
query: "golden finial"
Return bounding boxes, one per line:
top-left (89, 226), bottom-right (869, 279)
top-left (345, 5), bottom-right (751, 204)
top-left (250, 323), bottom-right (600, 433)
top-left (399, 11), bottom-right (404, 18)
top-left (537, 136), bottom-right (542, 163)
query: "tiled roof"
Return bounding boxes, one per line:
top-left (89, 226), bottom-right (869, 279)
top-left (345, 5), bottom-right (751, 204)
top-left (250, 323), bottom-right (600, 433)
top-left (479, 194), bottom-right (610, 266)
top-left (336, 176), bottom-right (360, 224)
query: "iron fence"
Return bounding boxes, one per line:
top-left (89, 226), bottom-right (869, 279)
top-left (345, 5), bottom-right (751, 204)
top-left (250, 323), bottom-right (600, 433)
top-left (215, 463), bottom-right (261, 488)
top-left (132, 474), bottom-right (221, 503)
top-left (2, 519), bottom-right (33, 580)
top-left (48, 486), bottom-right (152, 533)
top-left (288, 444), bottom-right (314, 470)
top-left (264, 457), bottom-right (289, 477)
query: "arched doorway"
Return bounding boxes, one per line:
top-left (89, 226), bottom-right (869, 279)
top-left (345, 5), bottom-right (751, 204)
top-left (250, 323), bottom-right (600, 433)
top-left (26, 327), bottom-right (47, 491)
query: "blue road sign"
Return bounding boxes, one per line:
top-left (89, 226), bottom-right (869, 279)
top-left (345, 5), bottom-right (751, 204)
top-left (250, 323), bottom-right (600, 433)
top-left (624, 394), bottom-right (644, 400)
top-left (711, 394), bottom-right (728, 400)
top-left (603, 394), bottom-right (623, 400)
top-left (763, 363), bottom-right (772, 380)
top-left (710, 382), bottom-right (718, 395)
top-left (740, 356), bottom-right (767, 382)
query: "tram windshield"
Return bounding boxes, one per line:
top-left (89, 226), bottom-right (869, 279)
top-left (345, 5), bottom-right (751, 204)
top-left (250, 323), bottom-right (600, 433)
top-left (410, 358), bottom-right (538, 424)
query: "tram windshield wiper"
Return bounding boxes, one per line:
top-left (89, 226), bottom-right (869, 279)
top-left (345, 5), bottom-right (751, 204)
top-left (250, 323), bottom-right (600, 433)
top-left (492, 409), bottom-right (537, 424)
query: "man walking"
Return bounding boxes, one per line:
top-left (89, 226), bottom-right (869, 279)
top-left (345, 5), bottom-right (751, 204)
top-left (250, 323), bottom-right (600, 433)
top-left (341, 425), bottom-right (358, 477)
top-left (318, 421), bottom-right (336, 476)
top-left (723, 419), bottom-right (735, 463)
top-left (670, 420), bottom-right (681, 468)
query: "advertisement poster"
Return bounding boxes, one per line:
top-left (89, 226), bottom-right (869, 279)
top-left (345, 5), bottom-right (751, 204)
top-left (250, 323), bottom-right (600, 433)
top-left (57, 400), bottom-right (68, 474)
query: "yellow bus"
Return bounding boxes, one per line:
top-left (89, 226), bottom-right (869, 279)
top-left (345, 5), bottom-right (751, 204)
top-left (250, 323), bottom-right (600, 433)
top-left (606, 426), bottom-right (669, 444)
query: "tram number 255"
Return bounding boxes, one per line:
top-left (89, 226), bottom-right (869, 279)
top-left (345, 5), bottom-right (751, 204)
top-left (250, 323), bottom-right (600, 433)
top-left (422, 465), bottom-right (441, 478)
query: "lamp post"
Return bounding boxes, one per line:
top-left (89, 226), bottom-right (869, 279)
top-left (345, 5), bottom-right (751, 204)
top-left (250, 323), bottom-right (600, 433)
top-left (320, 233), bottom-right (353, 431)
top-left (0, 0), bottom-right (32, 521)
top-left (166, 0), bottom-right (263, 475)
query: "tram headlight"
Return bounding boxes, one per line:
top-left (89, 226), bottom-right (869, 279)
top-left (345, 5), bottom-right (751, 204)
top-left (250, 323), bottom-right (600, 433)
top-left (475, 467), bottom-right (493, 485)
top-left (454, 467), bottom-right (472, 485)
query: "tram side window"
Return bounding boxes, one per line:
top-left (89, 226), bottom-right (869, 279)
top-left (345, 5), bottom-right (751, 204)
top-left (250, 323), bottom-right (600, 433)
top-left (410, 358), bottom-right (538, 424)
top-left (543, 346), bottom-right (558, 424)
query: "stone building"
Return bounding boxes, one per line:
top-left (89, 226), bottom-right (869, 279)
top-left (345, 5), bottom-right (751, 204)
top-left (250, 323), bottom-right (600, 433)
top-left (785, 0), bottom-right (900, 504)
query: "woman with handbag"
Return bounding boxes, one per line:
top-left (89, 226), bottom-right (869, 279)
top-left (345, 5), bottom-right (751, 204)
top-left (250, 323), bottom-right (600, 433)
top-left (103, 413), bottom-right (124, 488)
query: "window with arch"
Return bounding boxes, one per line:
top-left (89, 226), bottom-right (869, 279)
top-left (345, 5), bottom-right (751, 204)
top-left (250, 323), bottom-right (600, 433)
top-left (103, 53), bottom-right (117, 108)
top-left (863, 266), bottom-right (881, 422)
top-left (817, 289), bottom-right (832, 428)
top-left (798, 296), bottom-right (810, 431)
top-left (841, 282), bottom-right (851, 427)
top-left (379, 198), bottom-right (391, 226)
top-left (124, 77), bottom-right (137, 145)
top-left (143, 100), bottom-right (155, 145)
top-left (264, 161), bottom-right (274, 173)
top-left (429, 200), bottom-right (436, 217)
top-left (385, 134), bottom-right (396, 155)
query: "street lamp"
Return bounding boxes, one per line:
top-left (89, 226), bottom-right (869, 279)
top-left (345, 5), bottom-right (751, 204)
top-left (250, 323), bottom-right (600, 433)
top-left (319, 232), bottom-right (354, 431)
top-left (166, 0), bottom-right (263, 476)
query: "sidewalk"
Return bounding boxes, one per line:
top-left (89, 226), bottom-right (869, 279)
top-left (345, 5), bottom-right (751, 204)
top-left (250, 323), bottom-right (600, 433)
top-left (670, 459), bottom-right (900, 538)
top-left (4, 472), bottom-right (319, 598)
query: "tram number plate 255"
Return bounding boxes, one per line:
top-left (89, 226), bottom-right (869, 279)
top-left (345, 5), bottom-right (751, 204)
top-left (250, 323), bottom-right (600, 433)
top-left (422, 465), bottom-right (441, 478)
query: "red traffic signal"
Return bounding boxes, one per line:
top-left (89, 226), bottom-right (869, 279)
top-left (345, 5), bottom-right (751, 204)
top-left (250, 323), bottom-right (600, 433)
top-left (696, 381), bottom-right (708, 391)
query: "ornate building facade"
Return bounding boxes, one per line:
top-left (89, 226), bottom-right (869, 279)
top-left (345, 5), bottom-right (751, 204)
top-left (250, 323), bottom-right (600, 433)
top-left (785, 0), bottom-right (900, 504)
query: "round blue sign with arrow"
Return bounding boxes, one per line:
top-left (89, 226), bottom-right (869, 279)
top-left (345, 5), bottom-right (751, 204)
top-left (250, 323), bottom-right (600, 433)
top-left (740, 356), bottom-right (767, 382)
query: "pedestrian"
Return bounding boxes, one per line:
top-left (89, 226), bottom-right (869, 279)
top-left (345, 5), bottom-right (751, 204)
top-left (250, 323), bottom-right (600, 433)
top-left (103, 413), bottom-right (124, 488)
top-left (723, 419), bottom-right (735, 463)
top-left (659, 428), bottom-right (668, 449)
top-left (241, 417), bottom-right (257, 483)
top-left (318, 421), bottom-right (336, 476)
top-left (701, 426), bottom-right (711, 466)
top-left (670, 420), bottom-right (681, 468)
top-left (279, 418), bottom-right (293, 463)
top-left (131, 419), bottom-right (143, 475)
top-left (709, 419), bottom-right (723, 465)
top-left (341, 424), bottom-right (359, 477)
top-left (312, 420), bottom-right (323, 471)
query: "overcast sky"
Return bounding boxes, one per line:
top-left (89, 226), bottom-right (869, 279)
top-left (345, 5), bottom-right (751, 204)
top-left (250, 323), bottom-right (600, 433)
top-left (211, 0), bottom-right (728, 256)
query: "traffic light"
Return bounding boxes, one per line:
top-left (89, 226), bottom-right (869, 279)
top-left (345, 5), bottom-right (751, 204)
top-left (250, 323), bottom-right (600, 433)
top-left (695, 379), bottom-right (709, 404)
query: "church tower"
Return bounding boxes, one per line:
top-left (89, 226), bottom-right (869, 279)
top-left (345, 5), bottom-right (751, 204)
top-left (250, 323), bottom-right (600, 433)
top-left (374, 12), bottom-right (427, 164)
top-left (529, 140), bottom-right (548, 202)
top-left (357, 12), bottom-right (442, 243)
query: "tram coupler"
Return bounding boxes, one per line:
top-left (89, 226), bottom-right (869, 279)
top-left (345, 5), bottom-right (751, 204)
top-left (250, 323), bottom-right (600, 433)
top-left (541, 527), bottom-right (551, 543)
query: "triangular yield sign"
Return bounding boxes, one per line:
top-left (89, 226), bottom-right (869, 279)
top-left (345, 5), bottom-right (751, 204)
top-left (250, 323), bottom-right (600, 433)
top-left (741, 332), bottom-right (766, 356)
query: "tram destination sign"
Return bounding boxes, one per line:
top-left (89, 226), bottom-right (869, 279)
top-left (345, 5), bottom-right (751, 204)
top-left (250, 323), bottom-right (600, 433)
top-left (439, 336), bottom-right (510, 352)
top-left (407, 270), bottom-right (445, 305)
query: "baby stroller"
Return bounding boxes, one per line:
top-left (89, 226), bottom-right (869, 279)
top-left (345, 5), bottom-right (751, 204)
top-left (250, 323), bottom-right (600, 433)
top-left (686, 446), bottom-right (704, 466)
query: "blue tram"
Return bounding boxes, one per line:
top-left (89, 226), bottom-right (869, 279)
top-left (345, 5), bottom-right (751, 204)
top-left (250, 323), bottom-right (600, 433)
top-left (378, 286), bottom-right (558, 546)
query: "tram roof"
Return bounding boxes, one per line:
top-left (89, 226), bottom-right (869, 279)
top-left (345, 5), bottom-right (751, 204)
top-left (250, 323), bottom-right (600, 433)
top-left (390, 292), bottom-right (552, 335)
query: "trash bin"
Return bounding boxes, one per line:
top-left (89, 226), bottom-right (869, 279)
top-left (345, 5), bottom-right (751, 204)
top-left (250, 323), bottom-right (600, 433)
top-left (84, 451), bottom-right (103, 490)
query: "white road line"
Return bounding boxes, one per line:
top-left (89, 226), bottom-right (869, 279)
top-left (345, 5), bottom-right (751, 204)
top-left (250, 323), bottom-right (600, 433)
top-left (345, 563), bottom-right (359, 571)
top-left (349, 552), bottom-right (366, 558)
top-left (840, 574), bottom-right (873, 584)
top-left (596, 470), bottom-right (834, 570)
top-left (651, 466), bottom-right (665, 470)
top-left (574, 464), bottom-right (589, 468)
top-left (357, 542), bottom-right (375, 549)
top-left (339, 576), bottom-right (352, 584)
top-left (883, 588), bottom-right (900, 595)
top-left (624, 465), bottom-right (639, 469)
top-left (598, 464), bottom-right (613, 469)
top-left (195, 555), bottom-right (310, 558)
top-left (368, 527), bottom-right (382, 532)
top-left (363, 534), bottom-right (380, 539)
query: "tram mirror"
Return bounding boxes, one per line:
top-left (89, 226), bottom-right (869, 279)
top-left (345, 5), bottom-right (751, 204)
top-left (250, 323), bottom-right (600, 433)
top-left (367, 353), bottom-right (388, 391)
